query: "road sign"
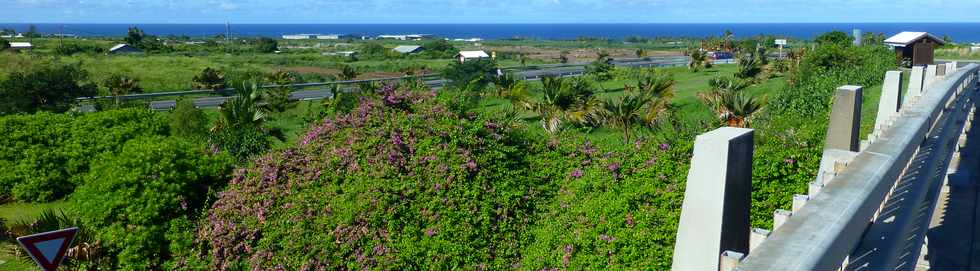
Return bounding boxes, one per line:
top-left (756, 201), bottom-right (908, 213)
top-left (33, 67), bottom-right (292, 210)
top-left (16, 227), bottom-right (78, 271)
top-left (775, 39), bottom-right (787, 45)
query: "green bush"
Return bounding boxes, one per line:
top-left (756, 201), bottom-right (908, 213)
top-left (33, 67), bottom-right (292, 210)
top-left (74, 136), bottom-right (233, 270)
top-left (0, 108), bottom-right (169, 202)
top-left (188, 84), bottom-right (697, 269)
top-left (0, 63), bottom-right (97, 115)
top-left (169, 98), bottom-right (210, 139)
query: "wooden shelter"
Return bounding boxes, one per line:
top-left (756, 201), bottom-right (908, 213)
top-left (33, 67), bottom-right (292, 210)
top-left (884, 32), bottom-right (945, 67)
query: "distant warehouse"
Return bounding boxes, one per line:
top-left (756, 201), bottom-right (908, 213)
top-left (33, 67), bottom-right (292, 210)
top-left (109, 44), bottom-right (143, 55)
top-left (282, 34), bottom-right (361, 40)
top-left (377, 34), bottom-right (434, 41)
top-left (457, 50), bottom-right (490, 63)
top-left (393, 45), bottom-right (424, 54)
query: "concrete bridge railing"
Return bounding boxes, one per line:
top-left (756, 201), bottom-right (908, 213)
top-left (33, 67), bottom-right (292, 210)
top-left (672, 61), bottom-right (978, 271)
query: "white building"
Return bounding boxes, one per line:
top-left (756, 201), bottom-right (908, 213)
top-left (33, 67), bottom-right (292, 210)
top-left (109, 44), bottom-right (143, 54)
top-left (457, 50), bottom-right (490, 63)
top-left (377, 34), bottom-right (433, 41)
top-left (8, 42), bottom-right (32, 50)
top-left (393, 45), bottom-right (424, 54)
top-left (282, 34), bottom-right (317, 40)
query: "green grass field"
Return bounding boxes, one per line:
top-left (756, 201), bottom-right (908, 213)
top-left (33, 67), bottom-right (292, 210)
top-left (477, 64), bottom-right (788, 146)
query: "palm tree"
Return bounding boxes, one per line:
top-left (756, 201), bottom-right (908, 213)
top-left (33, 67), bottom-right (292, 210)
top-left (699, 76), bottom-right (766, 128)
top-left (688, 48), bottom-right (707, 72)
top-left (600, 69), bottom-right (676, 142)
top-left (264, 70), bottom-right (297, 113)
top-left (520, 76), bottom-right (600, 134)
top-left (212, 80), bottom-right (267, 133)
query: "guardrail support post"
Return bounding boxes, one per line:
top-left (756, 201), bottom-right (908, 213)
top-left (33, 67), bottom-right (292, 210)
top-left (750, 228), bottom-right (771, 252)
top-left (875, 71), bottom-right (905, 132)
top-left (773, 209), bottom-right (792, 231)
top-left (792, 194), bottom-right (810, 213)
top-left (925, 65), bottom-right (939, 90)
top-left (816, 86), bottom-right (863, 184)
top-left (908, 66), bottom-right (926, 98)
top-left (672, 127), bottom-right (754, 271)
top-left (719, 251), bottom-right (746, 271)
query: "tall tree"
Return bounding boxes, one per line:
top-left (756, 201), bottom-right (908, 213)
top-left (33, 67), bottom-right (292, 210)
top-left (125, 27), bottom-right (145, 47)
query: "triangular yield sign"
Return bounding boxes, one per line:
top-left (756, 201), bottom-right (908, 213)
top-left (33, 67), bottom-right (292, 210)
top-left (16, 227), bottom-right (78, 271)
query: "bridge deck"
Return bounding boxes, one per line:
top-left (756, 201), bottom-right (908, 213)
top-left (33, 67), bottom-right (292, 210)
top-left (919, 93), bottom-right (980, 271)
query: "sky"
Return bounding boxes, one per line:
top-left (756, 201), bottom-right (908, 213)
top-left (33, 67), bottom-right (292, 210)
top-left (5, 0), bottom-right (980, 24)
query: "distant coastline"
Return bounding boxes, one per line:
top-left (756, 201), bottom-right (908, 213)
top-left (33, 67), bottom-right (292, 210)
top-left (3, 23), bottom-right (980, 42)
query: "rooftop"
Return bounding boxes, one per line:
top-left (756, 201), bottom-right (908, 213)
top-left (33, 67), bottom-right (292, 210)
top-left (884, 31), bottom-right (945, 47)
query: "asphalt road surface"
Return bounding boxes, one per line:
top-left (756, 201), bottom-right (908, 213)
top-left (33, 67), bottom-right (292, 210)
top-left (144, 56), bottom-right (692, 110)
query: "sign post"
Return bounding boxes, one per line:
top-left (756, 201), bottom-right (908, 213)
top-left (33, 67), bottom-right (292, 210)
top-left (775, 39), bottom-right (788, 60)
top-left (16, 227), bottom-right (78, 271)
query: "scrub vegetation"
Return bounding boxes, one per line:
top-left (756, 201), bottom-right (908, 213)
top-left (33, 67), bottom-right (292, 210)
top-left (0, 29), bottom-right (894, 270)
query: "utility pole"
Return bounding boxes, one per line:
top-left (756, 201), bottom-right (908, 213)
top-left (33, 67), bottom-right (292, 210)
top-left (59, 24), bottom-right (64, 50)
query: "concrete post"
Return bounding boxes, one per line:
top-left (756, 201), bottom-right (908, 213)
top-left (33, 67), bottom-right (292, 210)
top-left (925, 65), bottom-right (938, 91)
top-left (792, 194), bottom-right (810, 213)
top-left (908, 66), bottom-right (926, 98)
top-left (815, 86), bottom-right (863, 184)
top-left (825, 86), bottom-right (863, 151)
top-left (773, 209), bottom-right (792, 231)
top-left (719, 251), bottom-right (746, 271)
top-left (875, 71), bottom-right (905, 131)
top-left (937, 63), bottom-right (947, 77)
top-left (672, 127), bottom-right (754, 271)
top-left (750, 228), bottom-right (771, 252)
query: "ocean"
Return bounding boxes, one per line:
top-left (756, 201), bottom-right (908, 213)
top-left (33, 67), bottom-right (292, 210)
top-left (3, 23), bottom-right (980, 42)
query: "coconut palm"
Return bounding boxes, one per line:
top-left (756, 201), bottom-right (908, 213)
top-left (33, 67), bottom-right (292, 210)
top-left (521, 76), bottom-right (600, 134)
top-left (699, 76), bottom-right (766, 128)
top-left (688, 48), bottom-right (708, 72)
top-left (212, 80), bottom-right (278, 138)
top-left (600, 69), bottom-right (676, 142)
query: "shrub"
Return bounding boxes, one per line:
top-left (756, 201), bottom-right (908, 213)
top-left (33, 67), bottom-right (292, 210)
top-left (0, 63), bottom-right (97, 115)
top-left (255, 38), bottom-right (278, 53)
top-left (192, 67), bottom-right (226, 91)
top-left (190, 84), bottom-right (696, 269)
top-left (169, 98), bottom-right (210, 139)
top-left (443, 58), bottom-right (497, 90)
top-left (0, 108), bottom-right (169, 202)
top-left (74, 136), bottom-right (233, 270)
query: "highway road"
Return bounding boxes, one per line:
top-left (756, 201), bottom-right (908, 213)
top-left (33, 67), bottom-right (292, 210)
top-left (140, 56), bottom-right (694, 110)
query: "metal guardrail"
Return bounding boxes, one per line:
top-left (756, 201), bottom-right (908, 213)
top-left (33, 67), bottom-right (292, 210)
top-left (77, 55), bottom-right (698, 103)
top-left (737, 64), bottom-right (979, 270)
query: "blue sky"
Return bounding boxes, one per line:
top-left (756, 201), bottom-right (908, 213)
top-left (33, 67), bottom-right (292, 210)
top-left (5, 0), bottom-right (980, 23)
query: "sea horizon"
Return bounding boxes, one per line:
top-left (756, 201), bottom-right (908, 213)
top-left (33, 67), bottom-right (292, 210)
top-left (3, 22), bottom-right (980, 42)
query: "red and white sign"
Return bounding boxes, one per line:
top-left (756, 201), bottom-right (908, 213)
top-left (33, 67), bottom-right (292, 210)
top-left (16, 227), bottom-right (78, 271)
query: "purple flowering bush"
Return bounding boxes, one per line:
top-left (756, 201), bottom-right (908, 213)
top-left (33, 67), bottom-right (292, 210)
top-left (188, 83), bottom-right (700, 270)
top-left (194, 85), bottom-right (551, 270)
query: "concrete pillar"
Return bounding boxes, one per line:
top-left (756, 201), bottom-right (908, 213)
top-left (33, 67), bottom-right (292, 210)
top-left (925, 65), bottom-right (938, 91)
top-left (815, 86), bottom-right (863, 185)
top-left (908, 66), bottom-right (926, 98)
top-left (719, 251), bottom-right (746, 271)
top-left (672, 127), bottom-right (754, 271)
top-left (825, 86), bottom-right (863, 151)
top-left (773, 209), bottom-right (792, 231)
top-left (937, 63), bottom-right (947, 77)
top-left (792, 194), bottom-right (810, 213)
top-left (875, 71), bottom-right (905, 131)
top-left (808, 181), bottom-right (824, 196)
top-left (749, 228), bottom-right (771, 252)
